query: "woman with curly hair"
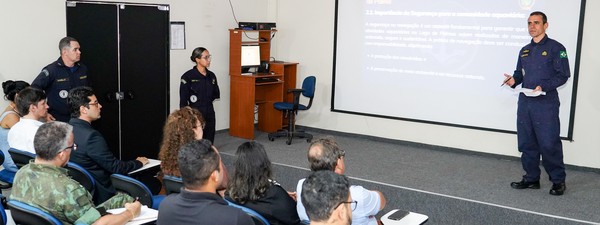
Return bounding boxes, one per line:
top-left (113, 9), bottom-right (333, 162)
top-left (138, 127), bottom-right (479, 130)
top-left (158, 106), bottom-right (205, 177)
top-left (226, 141), bottom-right (301, 225)
top-left (1, 80), bottom-right (30, 174)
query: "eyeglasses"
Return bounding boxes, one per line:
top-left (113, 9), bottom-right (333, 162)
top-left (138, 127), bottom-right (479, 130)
top-left (88, 102), bottom-right (100, 107)
top-left (64, 143), bottom-right (77, 151)
top-left (194, 123), bottom-right (206, 129)
top-left (201, 55), bottom-right (212, 60)
top-left (335, 200), bottom-right (357, 211)
top-left (338, 149), bottom-right (346, 158)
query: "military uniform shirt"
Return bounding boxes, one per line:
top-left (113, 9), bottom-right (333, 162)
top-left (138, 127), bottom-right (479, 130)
top-left (11, 161), bottom-right (132, 225)
top-left (32, 57), bottom-right (89, 122)
top-left (512, 34), bottom-right (570, 98)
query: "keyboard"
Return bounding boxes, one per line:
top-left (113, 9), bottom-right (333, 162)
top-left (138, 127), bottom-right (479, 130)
top-left (256, 77), bottom-right (279, 83)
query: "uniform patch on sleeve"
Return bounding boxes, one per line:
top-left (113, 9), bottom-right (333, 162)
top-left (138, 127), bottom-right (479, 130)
top-left (42, 69), bottom-right (49, 76)
top-left (181, 79), bottom-right (187, 84)
top-left (560, 51), bottom-right (568, 59)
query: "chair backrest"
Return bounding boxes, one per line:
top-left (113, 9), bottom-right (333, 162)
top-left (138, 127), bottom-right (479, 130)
top-left (8, 148), bottom-right (35, 169)
top-left (225, 199), bottom-right (270, 225)
top-left (110, 174), bottom-right (153, 207)
top-left (298, 76), bottom-right (316, 110)
top-left (8, 200), bottom-right (63, 225)
top-left (162, 175), bottom-right (183, 195)
top-left (65, 162), bottom-right (95, 196)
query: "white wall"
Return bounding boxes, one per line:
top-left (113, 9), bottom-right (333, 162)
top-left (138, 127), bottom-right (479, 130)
top-left (0, 0), bottom-right (271, 132)
top-left (1, 1), bottom-right (599, 169)
top-left (274, 0), bottom-right (600, 169)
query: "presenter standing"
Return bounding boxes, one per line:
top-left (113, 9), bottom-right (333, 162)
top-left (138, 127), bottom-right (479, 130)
top-left (179, 47), bottom-right (220, 144)
top-left (503, 11), bottom-right (570, 196)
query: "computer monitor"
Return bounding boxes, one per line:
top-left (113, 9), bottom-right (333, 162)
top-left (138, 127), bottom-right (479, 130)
top-left (241, 45), bottom-right (261, 70)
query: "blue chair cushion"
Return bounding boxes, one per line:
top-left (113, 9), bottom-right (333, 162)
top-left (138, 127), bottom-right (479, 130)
top-left (274, 102), bottom-right (308, 111)
top-left (152, 195), bottom-right (165, 210)
top-left (0, 170), bottom-right (15, 184)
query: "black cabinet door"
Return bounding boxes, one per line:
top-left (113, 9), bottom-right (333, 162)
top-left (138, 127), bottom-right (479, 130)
top-left (66, 2), bottom-right (169, 160)
top-left (119, 4), bottom-right (170, 160)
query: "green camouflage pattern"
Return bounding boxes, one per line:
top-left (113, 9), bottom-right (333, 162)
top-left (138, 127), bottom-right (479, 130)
top-left (11, 161), bottom-right (133, 225)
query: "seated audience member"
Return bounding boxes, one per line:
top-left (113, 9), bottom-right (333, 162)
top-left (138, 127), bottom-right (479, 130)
top-left (7, 87), bottom-right (48, 154)
top-left (302, 170), bottom-right (353, 225)
top-left (10, 121), bottom-right (142, 225)
top-left (157, 139), bottom-right (254, 225)
top-left (159, 106), bottom-right (206, 177)
top-left (1, 80), bottom-right (30, 173)
top-left (67, 86), bottom-right (154, 203)
top-left (296, 137), bottom-right (386, 225)
top-left (226, 141), bottom-right (302, 225)
top-left (158, 106), bottom-right (228, 194)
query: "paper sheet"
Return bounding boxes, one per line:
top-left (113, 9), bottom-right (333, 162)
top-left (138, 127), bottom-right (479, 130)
top-left (107, 205), bottom-right (158, 225)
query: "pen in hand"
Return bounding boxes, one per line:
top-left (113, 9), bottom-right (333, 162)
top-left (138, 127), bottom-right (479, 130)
top-left (500, 76), bottom-right (512, 87)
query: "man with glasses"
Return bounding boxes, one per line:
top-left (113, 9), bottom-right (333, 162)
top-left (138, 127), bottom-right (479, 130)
top-left (8, 87), bottom-right (48, 154)
top-left (302, 170), bottom-right (353, 225)
top-left (11, 121), bottom-right (143, 225)
top-left (67, 86), bottom-right (152, 204)
top-left (296, 136), bottom-right (386, 225)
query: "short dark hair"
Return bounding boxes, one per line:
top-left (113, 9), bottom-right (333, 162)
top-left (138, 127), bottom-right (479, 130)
top-left (308, 136), bottom-right (345, 171)
top-left (15, 87), bottom-right (46, 116)
top-left (530, 11), bottom-right (547, 24)
top-left (2, 80), bottom-right (30, 102)
top-left (228, 141), bottom-right (273, 204)
top-left (302, 170), bottom-right (350, 222)
top-left (34, 121), bottom-right (73, 160)
top-left (59, 36), bottom-right (78, 52)
top-left (68, 86), bottom-right (94, 118)
top-left (190, 47), bottom-right (208, 62)
top-left (178, 139), bottom-right (220, 189)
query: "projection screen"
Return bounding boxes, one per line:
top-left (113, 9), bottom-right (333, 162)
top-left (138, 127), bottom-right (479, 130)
top-left (332, 0), bottom-right (586, 139)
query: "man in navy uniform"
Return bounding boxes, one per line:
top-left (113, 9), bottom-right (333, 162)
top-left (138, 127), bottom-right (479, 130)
top-left (32, 36), bottom-right (89, 122)
top-left (503, 11), bottom-right (570, 195)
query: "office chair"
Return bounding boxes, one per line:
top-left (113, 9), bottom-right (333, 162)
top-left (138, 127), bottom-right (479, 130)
top-left (8, 148), bottom-right (35, 169)
top-left (162, 175), bottom-right (183, 195)
top-left (8, 200), bottom-right (63, 225)
top-left (110, 174), bottom-right (165, 210)
top-left (225, 199), bottom-right (270, 225)
top-left (268, 76), bottom-right (316, 145)
top-left (0, 151), bottom-right (14, 189)
top-left (65, 162), bottom-right (95, 196)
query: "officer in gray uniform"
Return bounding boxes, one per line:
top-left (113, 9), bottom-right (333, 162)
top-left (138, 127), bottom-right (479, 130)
top-left (32, 36), bottom-right (89, 122)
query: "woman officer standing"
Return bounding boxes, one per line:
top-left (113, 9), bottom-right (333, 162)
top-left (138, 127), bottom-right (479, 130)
top-left (179, 47), bottom-right (220, 144)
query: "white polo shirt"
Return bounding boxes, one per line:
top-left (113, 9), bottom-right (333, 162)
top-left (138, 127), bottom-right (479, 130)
top-left (7, 118), bottom-right (43, 154)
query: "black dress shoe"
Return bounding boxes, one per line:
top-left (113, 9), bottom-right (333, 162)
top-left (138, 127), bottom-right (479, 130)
top-left (549, 183), bottom-right (566, 196)
top-left (510, 179), bottom-right (540, 189)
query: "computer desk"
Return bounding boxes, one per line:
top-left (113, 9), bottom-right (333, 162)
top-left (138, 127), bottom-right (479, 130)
top-left (229, 62), bottom-right (298, 139)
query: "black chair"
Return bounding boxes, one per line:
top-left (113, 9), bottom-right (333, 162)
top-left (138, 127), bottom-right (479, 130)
top-left (8, 148), bottom-right (35, 169)
top-left (110, 174), bottom-right (165, 210)
top-left (225, 199), bottom-right (270, 225)
top-left (8, 200), bottom-right (63, 225)
top-left (65, 162), bottom-right (95, 196)
top-left (162, 175), bottom-right (183, 195)
top-left (268, 76), bottom-right (316, 145)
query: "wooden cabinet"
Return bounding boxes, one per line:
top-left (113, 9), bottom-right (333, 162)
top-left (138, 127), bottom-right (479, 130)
top-left (229, 29), bottom-right (298, 139)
